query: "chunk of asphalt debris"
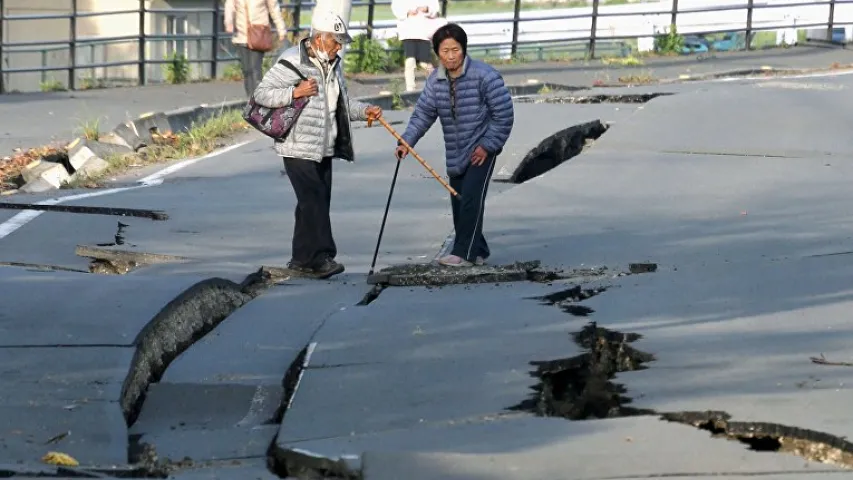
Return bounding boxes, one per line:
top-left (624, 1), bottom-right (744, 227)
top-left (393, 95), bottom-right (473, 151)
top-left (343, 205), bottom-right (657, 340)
top-left (366, 260), bottom-right (545, 286)
top-left (507, 120), bottom-right (609, 184)
top-left (511, 321), bottom-right (655, 420)
top-left (628, 262), bottom-right (658, 274)
top-left (513, 93), bottom-right (672, 105)
top-left (529, 284), bottom-right (609, 316)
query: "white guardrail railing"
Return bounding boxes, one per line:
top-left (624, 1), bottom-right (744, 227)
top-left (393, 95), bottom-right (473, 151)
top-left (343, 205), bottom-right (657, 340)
top-left (344, 0), bottom-right (853, 57)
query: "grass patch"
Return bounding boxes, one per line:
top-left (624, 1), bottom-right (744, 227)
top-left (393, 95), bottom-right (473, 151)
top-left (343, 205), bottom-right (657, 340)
top-left (618, 71), bottom-right (656, 84)
top-left (40, 79), bottom-right (66, 92)
top-left (76, 118), bottom-right (102, 141)
top-left (223, 62), bottom-right (243, 81)
top-left (601, 55), bottom-right (643, 66)
top-left (67, 109), bottom-right (250, 188)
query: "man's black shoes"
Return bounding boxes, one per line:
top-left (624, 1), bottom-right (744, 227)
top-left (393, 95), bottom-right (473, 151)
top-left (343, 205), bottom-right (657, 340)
top-left (286, 258), bottom-right (344, 280)
top-left (313, 258), bottom-right (345, 279)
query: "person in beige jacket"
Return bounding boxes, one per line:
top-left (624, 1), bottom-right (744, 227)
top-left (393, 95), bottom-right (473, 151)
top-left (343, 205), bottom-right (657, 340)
top-left (224, 0), bottom-right (287, 97)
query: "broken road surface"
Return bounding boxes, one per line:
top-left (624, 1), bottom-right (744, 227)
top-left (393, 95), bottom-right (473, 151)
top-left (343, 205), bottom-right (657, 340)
top-left (5, 70), bottom-right (853, 478)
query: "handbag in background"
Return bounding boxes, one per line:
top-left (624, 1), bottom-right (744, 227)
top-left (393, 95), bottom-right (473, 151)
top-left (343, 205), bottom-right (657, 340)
top-left (243, 60), bottom-right (309, 140)
top-left (245, 0), bottom-right (275, 52)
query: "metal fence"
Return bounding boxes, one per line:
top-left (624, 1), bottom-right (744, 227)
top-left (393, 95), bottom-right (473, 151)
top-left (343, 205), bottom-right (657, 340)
top-left (0, 0), bottom-right (849, 94)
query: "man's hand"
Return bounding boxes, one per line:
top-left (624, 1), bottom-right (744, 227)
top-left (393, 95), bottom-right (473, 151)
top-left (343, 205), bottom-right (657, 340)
top-left (365, 105), bottom-right (383, 122)
top-left (293, 79), bottom-right (318, 99)
top-left (395, 145), bottom-right (409, 161)
top-left (408, 9), bottom-right (419, 16)
top-left (225, 24), bottom-right (234, 34)
top-left (471, 146), bottom-right (489, 166)
top-left (278, 32), bottom-right (286, 42)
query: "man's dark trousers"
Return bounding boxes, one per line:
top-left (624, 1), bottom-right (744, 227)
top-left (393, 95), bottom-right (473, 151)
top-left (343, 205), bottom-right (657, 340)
top-left (283, 156), bottom-right (337, 269)
top-left (449, 154), bottom-right (496, 262)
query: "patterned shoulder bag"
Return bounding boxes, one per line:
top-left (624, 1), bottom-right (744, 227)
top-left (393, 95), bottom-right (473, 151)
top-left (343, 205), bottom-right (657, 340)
top-left (243, 59), bottom-right (310, 140)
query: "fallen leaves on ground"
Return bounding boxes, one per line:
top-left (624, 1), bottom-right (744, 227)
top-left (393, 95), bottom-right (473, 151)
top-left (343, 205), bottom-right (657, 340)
top-left (151, 130), bottom-right (179, 146)
top-left (42, 451), bottom-right (79, 466)
top-left (0, 144), bottom-right (66, 192)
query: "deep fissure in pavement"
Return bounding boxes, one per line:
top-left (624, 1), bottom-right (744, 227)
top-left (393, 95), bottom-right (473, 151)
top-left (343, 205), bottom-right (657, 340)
top-left (357, 284), bottom-right (386, 306)
top-left (662, 411), bottom-right (853, 468)
top-left (514, 93), bottom-right (672, 105)
top-left (511, 321), bottom-right (656, 419)
top-left (530, 284), bottom-right (609, 316)
top-left (518, 289), bottom-right (853, 469)
top-left (266, 343), bottom-right (360, 479)
top-left (0, 202), bottom-right (169, 220)
top-left (504, 120), bottom-right (609, 184)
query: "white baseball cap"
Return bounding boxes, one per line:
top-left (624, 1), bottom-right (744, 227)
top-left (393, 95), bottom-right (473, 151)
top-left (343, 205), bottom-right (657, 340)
top-left (310, 10), bottom-right (352, 44)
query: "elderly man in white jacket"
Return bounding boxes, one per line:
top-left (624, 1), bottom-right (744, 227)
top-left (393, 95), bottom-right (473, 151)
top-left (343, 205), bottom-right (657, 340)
top-left (392, 0), bottom-right (444, 91)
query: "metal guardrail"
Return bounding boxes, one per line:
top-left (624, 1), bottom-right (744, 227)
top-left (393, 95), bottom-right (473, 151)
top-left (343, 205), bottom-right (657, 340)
top-left (0, 0), bottom-right (849, 93)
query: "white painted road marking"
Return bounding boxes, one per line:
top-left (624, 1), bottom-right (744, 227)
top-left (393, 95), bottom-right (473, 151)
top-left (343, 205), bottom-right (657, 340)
top-left (0, 140), bottom-right (253, 241)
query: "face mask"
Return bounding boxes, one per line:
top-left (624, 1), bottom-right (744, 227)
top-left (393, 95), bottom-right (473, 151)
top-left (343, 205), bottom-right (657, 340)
top-left (315, 46), bottom-right (331, 63)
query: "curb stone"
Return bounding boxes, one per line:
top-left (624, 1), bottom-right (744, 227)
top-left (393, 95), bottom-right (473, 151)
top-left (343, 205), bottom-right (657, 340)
top-left (18, 99), bottom-right (247, 193)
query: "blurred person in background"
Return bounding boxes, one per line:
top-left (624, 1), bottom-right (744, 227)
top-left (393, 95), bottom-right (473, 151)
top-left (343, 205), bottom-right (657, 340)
top-left (253, 10), bottom-right (383, 279)
top-left (225, 0), bottom-right (287, 97)
top-left (392, 0), bottom-right (446, 91)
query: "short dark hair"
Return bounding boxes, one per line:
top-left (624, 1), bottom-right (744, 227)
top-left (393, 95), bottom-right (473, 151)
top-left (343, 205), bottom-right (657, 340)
top-left (432, 23), bottom-right (468, 56)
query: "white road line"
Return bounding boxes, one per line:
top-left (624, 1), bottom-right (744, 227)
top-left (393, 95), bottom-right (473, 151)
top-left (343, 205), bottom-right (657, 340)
top-left (0, 140), bottom-right (253, 241)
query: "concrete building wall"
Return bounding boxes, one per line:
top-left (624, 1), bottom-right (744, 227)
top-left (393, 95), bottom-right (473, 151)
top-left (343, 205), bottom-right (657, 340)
top-left (1, 0), bottom-right (239, 92)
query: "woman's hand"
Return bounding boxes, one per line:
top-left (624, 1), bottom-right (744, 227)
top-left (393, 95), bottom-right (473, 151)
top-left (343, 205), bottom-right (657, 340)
top-left (293, 79), bottom-right (318, 99)
top-left (395, 145), bottom-right (409, 161)
top-left (471, 146), bottom-right (489, 166)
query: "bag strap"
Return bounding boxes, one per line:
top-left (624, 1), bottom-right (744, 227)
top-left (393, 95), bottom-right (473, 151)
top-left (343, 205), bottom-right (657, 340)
top-left (278, 59), bottom-right (308, 81)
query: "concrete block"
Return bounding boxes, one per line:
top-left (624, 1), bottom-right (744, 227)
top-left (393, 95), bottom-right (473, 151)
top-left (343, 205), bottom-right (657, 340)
top-left (97, 131), bottom-right (133, 150)
top-left (68, 157), bottom-right (110, 182)
top-left (64, 137), bottom-right (127, 180)
top-left (19, 177), bottom-right (59, 193)
top-left (163, 106), bottom-right (206, 134)
top-left (20, 160), bottom-right (69, 188)
top-left (196, 100), bottom-right (245, 125)
top-left (111, 111), bottom-right (171, 150)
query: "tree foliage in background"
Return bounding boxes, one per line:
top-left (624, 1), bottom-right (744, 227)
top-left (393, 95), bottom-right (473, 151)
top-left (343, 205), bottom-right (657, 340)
top-left (344, 34), bottom-right (407, 74)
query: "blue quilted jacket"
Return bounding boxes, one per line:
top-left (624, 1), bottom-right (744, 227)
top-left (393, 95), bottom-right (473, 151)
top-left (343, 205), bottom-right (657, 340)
top-left (400, 56), bottom-right (515, 177)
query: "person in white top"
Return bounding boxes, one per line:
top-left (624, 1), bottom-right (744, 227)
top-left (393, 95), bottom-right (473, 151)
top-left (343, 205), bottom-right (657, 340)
top-left (391, 0), bottom-right (444, 91)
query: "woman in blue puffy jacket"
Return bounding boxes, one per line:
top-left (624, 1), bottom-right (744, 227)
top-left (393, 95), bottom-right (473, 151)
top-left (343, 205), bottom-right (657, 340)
top-left (395, 23), bottom-right (515, 267)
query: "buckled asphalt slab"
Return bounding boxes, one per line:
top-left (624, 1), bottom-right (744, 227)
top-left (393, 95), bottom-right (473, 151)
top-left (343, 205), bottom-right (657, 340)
top-left (273, 281), bottom-right (608, 460)
top-left (129, 278), bottom-right (366, 466)
top-left (6, 60), bottom-right (853, 478)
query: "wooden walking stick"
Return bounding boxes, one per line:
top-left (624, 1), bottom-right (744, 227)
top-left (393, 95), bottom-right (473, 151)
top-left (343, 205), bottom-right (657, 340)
top-left (368, 116), bottom-right (460, 198)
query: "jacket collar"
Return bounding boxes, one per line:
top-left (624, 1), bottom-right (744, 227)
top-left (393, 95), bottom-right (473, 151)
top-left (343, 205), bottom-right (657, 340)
top-left (436, 55), bottom-right (470, 81)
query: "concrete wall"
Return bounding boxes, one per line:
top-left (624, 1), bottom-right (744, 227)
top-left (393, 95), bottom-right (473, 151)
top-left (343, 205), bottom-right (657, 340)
top-left (1, 0), bottom-right (236, 92)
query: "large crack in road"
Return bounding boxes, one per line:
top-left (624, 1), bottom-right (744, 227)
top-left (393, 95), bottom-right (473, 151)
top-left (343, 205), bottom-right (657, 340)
top-left (514, 282), bottom-right (853, 471)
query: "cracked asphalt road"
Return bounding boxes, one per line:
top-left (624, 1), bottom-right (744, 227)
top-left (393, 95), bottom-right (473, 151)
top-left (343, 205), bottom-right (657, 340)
top-left (4, 48), bottom-right (853, 478)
